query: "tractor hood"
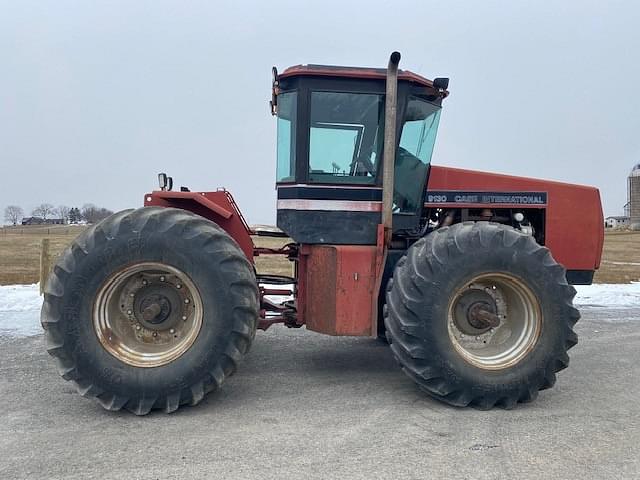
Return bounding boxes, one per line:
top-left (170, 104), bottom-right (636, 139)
top-left (426, 165), bottom-right (604, 273)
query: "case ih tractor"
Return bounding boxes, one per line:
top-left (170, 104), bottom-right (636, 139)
top-left (41, 53), bottom-right (604, 415)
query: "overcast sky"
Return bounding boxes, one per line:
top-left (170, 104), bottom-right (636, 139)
top-left (1, 0), bottom-right (638, 224)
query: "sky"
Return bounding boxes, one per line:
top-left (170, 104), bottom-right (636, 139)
top-left (1, 0), bottom-right (639, 224)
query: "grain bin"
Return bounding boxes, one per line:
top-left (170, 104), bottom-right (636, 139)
top-left (629, 164), bottom-right (640, 229)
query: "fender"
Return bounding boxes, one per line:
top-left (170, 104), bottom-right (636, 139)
top-left (143, 190), bottom-right (255, 261)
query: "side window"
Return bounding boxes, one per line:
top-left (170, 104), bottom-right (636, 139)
top-left (308, 91), bottom-right (383, 184)
top-left (395, 98), bottom-right (441, 213)
top-left (399, 99), bottom-right (441, 164)
top-left (276, 92), bottom-right (297, 182)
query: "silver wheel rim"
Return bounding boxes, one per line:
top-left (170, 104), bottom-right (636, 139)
top-left (447, 273), bottom-right (542, 370)
top-left (93, 262), bottom-right (203, 368)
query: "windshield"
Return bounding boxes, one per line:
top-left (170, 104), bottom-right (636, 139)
top-left (394, 98), bottom-right (441, 213)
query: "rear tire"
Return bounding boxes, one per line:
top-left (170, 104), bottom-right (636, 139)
top-left (41, 207), bottom-right (259, 415)
top-left (384, 222), bottom-right (579, 409)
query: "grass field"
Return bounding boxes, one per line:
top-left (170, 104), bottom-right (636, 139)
top-left (1, 225), bottom-right (638, 285)
top-left (0, 225), bottom-right (293, 285)
top-left (0, 226), bottom-right (88, 285)
top-left (593, 230), bottom-right (640, 284)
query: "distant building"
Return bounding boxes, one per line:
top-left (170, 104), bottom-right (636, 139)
top-left (21, 217), bottom-right (64, 225)
top-left (629, 164), bottom-right (640, 228)
top-left (605, 216), bottom-right (630, 229)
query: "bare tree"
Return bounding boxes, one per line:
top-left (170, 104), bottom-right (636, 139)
top-left (82, 203), bottom-right (114, 224)
top-left (81, 203), bottom-right (97, 223)
top-left (57, 205), bottom-right (71, 224)
top-left (33, 203), bottom-right (56, 220)
top-left (4, 205), bottom-right (24, 225)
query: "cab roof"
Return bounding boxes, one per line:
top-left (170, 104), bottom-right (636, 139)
top-left (279, 64), bottom-right (437, 89)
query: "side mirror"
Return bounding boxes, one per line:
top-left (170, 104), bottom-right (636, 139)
top-left (433, 77), bottom-right (449, 91)
top-left (270, 67), bottom-right (279, 116)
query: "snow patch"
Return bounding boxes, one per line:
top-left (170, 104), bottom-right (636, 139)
top-left (0, 284), bottom-right (43, 337)
top-left (0, 282), bottom-right (637, 338)
top-left (574, 282), bottom-right (640, 308)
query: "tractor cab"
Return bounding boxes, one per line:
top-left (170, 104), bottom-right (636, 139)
top-left (271, 64), bottom-right (449, 244)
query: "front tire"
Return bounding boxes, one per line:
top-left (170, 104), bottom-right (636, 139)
top-left (41, 207), bottom-right (259, 415)
top-left (384, 222), bottom-right (580, 409)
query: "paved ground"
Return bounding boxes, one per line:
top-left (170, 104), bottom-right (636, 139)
top-left (1, 308), bottom-right (639, 480)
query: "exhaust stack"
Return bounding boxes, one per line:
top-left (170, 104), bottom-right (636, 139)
top-left (381, 51), bottom-right (401, 242)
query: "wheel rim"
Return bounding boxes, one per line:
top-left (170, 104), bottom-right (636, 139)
top-left (447, 273), bottom-right (542, 370)
top-left (93, 262), bottom-right (203, 368)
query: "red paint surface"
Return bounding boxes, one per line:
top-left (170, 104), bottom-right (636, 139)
top-left (144, 190), bottom-right (255, 262)
top-left (427, 166), bottom-right (604, 270)
top-left (300, 245), bottom-right (377, 336)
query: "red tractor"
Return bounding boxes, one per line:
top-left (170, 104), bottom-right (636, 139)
top-left (42, 53), bottom-right (604, 415)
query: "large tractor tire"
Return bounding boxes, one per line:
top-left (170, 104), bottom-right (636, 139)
top-left (41, 207), bottom-right (259, 415)
top-left (384, 222), bottom-right (580, 409)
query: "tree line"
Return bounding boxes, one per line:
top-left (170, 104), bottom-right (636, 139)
top-left (3, 203), bottom-right (114, 226)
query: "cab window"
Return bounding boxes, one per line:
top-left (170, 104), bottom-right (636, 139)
top-left (308, 91), bottom-right (383, 184)
top-left (394, 98), bottom-right (441, 213)
top-left (276, 91), bottom-right (297, 182)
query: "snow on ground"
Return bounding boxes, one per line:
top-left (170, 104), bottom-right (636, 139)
top-left (0, 284), bottom-right (44, 337)
top-left (1, 282), bottom-right (638, 338)
top-left (573, 282), bottom-right (640, 308)
top-left (0, 283), bottom-right (297, 338)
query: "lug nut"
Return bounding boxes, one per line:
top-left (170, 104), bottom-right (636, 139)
top-left (136, 325), bottom-right (141, 330)
top-left (176, 284), bottom-right (182, 289)
top-left (127, 309), bottom-right (132, 315)
top-left (142, 280), bottom-right (148, 285)
top-left (152, 332), bottom-right (157, 337)
top-left (169, 328), bottom-right (175, 334)
top-left (129, 293), bottom-right (135, 298)
top-left (184, 298), bottom-right (190, 304)
top-left (182, 315), bottom-right (187, 321)
top-left (160, 276), bottom-right (165, 282)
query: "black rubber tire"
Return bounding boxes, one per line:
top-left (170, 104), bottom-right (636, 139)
top-left (384, 222), bottom-right (580, 409)
top-left (41, 207), bottom-right (259, 415)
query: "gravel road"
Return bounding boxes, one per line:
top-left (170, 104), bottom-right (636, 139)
top-left (1, 307), bottom-right (638, 480)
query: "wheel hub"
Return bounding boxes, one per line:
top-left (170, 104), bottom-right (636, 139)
top-left (467, 302), bottom-right (500, 330)
top-left (133, 285), bottom-right (182, 330)
top-left (447, 273), bottom-right (542, 370)
top-left (452, 289), bottom-right (500, 335)
top-left (93, 263), bottom-right (204, 368)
